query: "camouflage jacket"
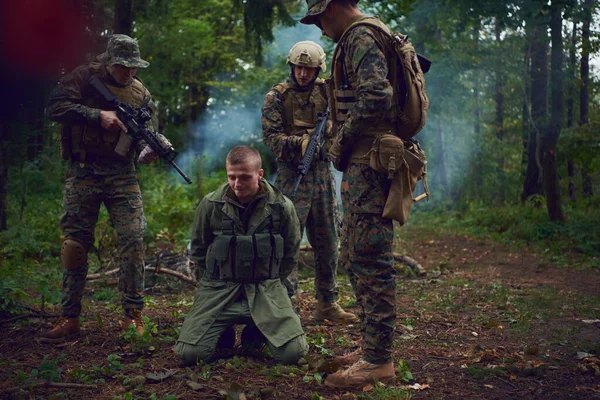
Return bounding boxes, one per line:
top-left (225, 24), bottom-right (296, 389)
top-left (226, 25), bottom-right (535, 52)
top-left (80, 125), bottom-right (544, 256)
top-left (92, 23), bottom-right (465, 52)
top-left (333, 16), bottom-right (394, 146)
top-left (47, 62), bottom-right (157, 175)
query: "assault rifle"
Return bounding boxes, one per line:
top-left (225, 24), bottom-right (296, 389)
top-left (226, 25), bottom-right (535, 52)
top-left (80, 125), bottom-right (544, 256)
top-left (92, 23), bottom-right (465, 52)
top-left (290, 107), bottom-right (330, 198)
top-left (89, 75), bottom-right (192, 184)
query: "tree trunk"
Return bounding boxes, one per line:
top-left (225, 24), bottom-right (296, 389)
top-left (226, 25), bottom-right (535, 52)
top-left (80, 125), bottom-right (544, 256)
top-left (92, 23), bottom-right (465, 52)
top-left (543, 0), bottom-right (565, 221)
top-left (436, 118), bottom-right (448, 193)
top-left (566, 21), bottom-right (577, 201)
top-left (522, 34), bottom-right (531, 188)
top-left (580, 0), bottom-right (593, 197)
top-left (114, 0), bottom-right (133, 36)
top-left (521, 21), bottom-right (547, 203)
top-left (495, 18), bottom-right (505, 202)
top-left (0, 123), bottom-right (8, 231)
top-left (472, 24), bottom-right (483, 197)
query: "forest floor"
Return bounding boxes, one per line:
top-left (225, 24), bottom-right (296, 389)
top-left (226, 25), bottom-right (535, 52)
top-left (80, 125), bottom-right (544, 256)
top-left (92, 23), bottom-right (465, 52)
top-left (1, 225), bottom-right (599, 400)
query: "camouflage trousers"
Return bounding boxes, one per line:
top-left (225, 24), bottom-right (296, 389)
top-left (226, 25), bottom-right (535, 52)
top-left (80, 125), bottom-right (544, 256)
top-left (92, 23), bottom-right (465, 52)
top-left (60, 167), bottom-right (146, 318)
top-left (275, 160), bottom-right (340, 302)
top-left (340, 163), bottom-right (396, 364)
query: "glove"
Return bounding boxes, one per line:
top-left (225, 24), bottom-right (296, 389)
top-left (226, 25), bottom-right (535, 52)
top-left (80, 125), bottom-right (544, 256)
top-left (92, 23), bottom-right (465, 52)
top-left (138, 145), bottom-right (158, 164)
top-left (301, 134), bottom-right (310, 156)
top-left (328, 136), bottom-right (350, 171)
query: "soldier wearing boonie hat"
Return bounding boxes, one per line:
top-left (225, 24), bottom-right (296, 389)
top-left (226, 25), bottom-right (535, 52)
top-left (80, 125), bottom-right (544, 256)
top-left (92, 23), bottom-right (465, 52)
top-left (42, 34), bottom-right (168, 344)
top-left (97, 34), bottom-right (150, 68)
top-left (300, 0), bottom-right (359, 25)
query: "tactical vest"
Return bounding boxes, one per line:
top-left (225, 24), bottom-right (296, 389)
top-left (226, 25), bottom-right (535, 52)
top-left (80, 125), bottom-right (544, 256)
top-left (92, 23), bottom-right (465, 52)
top-left (65, 62), bottom-right (151, 161)
top-left (272, 78), bottom-right (328, 138)
top-left (204, 207), bottom-right (284, 282)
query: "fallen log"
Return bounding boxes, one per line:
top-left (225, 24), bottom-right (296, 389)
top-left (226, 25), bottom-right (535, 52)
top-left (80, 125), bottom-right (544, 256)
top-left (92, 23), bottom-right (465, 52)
top-left (87, 266), bottom-right (196, 285)
top-left (299, 245), bottom-right (426, 276)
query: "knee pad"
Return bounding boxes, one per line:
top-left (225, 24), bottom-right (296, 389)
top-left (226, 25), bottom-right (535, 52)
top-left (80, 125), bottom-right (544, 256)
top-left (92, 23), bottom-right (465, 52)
top-left (61, 239), bottom-right (88, 271)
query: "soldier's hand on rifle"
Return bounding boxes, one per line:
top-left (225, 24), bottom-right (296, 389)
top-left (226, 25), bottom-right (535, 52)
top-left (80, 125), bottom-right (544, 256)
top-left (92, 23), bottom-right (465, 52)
top-left (301, 134), bottom-right (311, 156)
top-left (99, 110), bottom-right (127, 133)
top-left (138, 144), bottom-right (158, 164)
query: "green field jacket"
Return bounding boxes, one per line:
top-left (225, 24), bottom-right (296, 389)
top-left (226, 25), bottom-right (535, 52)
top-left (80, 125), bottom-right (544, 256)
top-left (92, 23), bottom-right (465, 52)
top-left (177, 180), bottom-right (303, 347)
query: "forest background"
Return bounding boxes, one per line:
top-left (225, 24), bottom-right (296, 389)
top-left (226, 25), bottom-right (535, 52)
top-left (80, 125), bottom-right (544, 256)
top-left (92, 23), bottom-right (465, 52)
top-left (0, 0), bottom-right (599, 355)
top-left (2, 0), bottom-right (598, 287)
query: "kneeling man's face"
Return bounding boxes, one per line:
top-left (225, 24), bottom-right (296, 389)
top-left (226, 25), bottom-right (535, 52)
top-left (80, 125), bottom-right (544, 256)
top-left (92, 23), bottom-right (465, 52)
top-left (226, 161), bottom-right (264, 203)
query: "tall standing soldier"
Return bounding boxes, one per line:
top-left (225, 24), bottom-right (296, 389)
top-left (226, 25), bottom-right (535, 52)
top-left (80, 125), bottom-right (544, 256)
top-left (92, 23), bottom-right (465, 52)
top-left (301, 0), bottom-right (402, 389)
top-left (262, 41), bottom-right (358, 324)
top-left (41, 34), bottom-right (165, 343)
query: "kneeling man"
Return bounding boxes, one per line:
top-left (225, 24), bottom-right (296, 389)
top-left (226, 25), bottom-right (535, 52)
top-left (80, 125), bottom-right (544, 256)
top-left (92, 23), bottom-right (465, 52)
top-left (175, 146), bottom-right (307, 365)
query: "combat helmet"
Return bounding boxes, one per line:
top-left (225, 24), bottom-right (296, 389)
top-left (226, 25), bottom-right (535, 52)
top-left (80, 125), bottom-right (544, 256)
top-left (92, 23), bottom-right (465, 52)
top-left (286, 41), bottom-right (327, 72)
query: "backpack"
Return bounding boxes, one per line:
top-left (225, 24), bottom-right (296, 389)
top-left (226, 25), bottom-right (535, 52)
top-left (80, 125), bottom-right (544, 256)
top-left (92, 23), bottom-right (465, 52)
top-left (337, 17), bottom-right (430, 140)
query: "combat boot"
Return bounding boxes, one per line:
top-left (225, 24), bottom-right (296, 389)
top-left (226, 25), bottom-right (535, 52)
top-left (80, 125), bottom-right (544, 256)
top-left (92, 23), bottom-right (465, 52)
top-left (241, 324), bottom-right (267, 352)
top-left (121, 309), bottom-right (145, 335)
top-left (335, 347), bottom-right (363, 366)
top-left (325, 359), bottom-right (396, 389)
top-left (39, 317), bottom-right (80, 343)
top-left (315, 301), bottom-right (359, 324)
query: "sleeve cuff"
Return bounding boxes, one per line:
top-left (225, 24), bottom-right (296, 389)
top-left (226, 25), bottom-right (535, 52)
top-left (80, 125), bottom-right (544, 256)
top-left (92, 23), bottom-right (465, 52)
top-left (86, 108), bottom-right (101, 124)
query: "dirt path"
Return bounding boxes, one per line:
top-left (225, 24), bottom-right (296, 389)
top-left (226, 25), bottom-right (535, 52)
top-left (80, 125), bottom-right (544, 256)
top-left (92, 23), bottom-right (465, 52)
top-left (1, 232), bottom-right (599, 399)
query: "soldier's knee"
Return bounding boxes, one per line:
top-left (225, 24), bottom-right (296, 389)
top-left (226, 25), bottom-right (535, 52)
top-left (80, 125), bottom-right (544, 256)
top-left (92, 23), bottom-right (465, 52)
top-left (61, 239), bottom-right (88, 271)
top-left (271, 335), bottom-right (308, 365)
top-left (175, 342), bottom-right (214, 366)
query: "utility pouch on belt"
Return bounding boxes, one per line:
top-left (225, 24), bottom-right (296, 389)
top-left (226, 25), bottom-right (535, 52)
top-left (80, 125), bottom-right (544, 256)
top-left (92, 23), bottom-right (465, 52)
top-left (370, 134), bottom-right (429, 225)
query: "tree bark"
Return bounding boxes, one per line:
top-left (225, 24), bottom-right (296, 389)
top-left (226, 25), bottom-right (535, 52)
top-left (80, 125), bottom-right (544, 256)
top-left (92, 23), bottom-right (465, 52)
top-left (114, 0), bottom-right (133, 36)
top-left (495, 18), bottom-right (506, 202)
top-left (521, 19), bottom-right (547, 203)
top-left (566, 21), bottom-right (577, 201)
top-left (0, 123), bottom-right (8, 231)
top-left (543, 0), bottom-right (565, 222)
top-left (580, 0), bottom-right (593, 197)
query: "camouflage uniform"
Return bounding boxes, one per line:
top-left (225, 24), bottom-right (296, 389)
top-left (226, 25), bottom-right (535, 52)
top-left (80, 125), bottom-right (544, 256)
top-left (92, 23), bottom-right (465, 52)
top-left (47, 35), bottom-right (157, 320)
top-left (262, 75), bottom-right (341, 303)
top-left (328, 20), bottom-right (397, 364)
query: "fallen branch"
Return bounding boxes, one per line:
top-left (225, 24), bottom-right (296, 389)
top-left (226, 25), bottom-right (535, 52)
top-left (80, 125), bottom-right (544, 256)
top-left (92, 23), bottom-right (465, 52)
top-left (87, 266), bottom-right (196, 285)
top-left (393, 253), bottom-right (427, 276)
top-left (0, 380), bottom-right (97, 394)
top-left (299, 245), bottom-right (426, 276)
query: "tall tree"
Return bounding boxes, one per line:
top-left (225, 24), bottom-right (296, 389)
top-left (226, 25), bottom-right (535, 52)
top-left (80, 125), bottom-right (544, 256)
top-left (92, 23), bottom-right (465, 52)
top-left (114, 0), bottom-right (133, 35)
top-left (580, 0), bottom-right (593, 197)
top-left (521, 15), bottom-right (548, 203)
top-left (0, 124), bottom-right (7, 231)
top-left (566, 20), bottom-right (578, 201)
top-left (494, 17), bottom-right (506, 201)
top-left (543, 0), bottom-right (565, 221)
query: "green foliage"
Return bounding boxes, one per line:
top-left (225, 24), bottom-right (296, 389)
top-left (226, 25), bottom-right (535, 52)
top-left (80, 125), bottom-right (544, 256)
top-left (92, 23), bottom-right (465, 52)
top-left (396, 359), bottom-right (414, 383)
top-left (411, 201), bottom-right (600, 264)
top-left (120, 316), bottom-right (159, 345)
top-left (0, 278), bottom-right (27, 314)
top-left (306, 334), bottom-right (334, 357)
top-left (357, 384), bottom-right (413, 400)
